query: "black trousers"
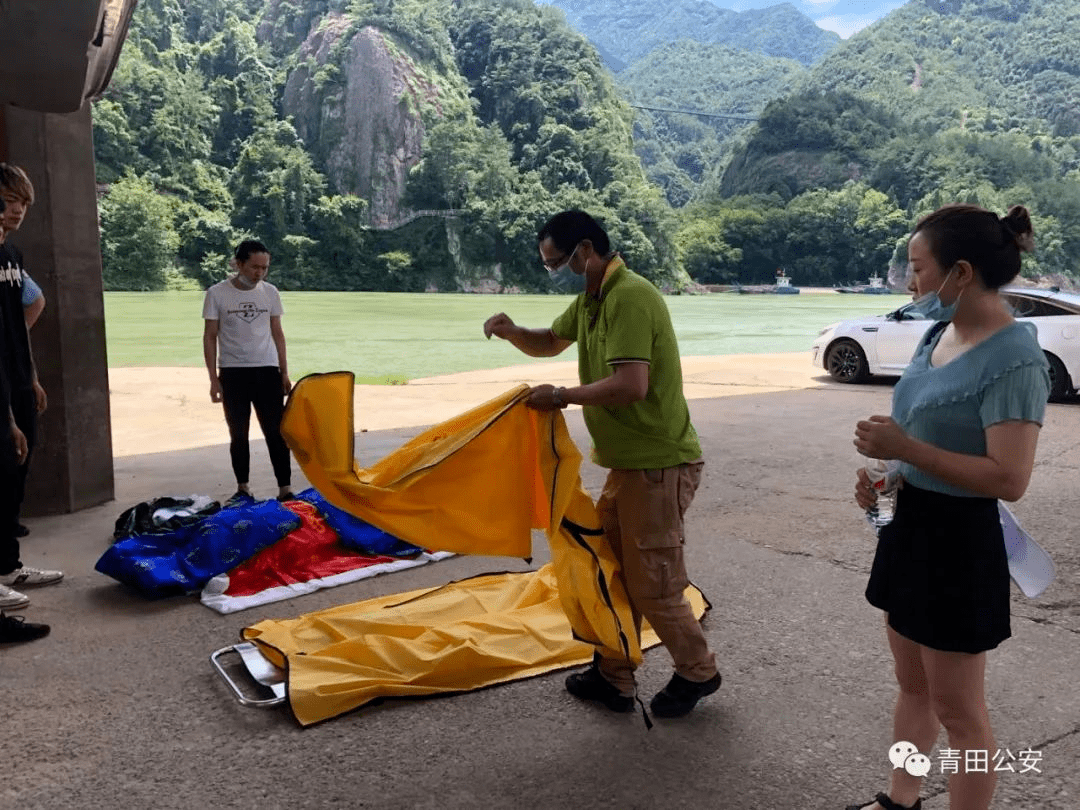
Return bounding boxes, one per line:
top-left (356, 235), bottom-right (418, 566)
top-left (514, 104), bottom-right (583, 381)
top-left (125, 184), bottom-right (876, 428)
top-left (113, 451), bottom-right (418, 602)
top-left (11, 388), bottom-right (36, 518)
top-left (218, 366), bottom-right (291, 488)
top-left (0, 410), bottom-right (22, 573)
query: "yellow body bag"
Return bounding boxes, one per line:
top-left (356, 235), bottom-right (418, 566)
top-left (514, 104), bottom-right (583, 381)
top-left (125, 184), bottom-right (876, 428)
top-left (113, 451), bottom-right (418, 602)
top-left (245, 373), bottom-right (706, 725)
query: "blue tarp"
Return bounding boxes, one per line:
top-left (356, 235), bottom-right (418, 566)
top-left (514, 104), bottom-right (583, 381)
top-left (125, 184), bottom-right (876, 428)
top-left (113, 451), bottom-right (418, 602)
top-left (95, 494), bottom-right (301, 597)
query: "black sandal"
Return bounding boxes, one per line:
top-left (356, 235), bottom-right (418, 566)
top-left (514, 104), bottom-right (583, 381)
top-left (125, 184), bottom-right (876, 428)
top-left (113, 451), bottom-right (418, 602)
top-left (845, 792), bottom-right (922, 810)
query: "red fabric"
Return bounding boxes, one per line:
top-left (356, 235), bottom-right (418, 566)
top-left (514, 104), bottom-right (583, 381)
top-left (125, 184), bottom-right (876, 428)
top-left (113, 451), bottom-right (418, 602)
top-left (223, 501), bottom-right (399, 597)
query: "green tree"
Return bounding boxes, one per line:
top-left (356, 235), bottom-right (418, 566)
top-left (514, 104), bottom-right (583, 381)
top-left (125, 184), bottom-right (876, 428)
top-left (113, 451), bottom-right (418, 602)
top-left (779, 184), bottom-right (908, 284)
top-left (198, 14), bottom-right (280, 165)
top-left (377, 251), bottom-right (416, 290)
top-left (198, 252), bottom-right (231, 289)
top-left (91, 99), bottom-right (140, 184)
top-left (271, 235), bottom-right (320, 289)
top-left (305, 195), bottom-right (374, 290)
top-left (99, 174), bottom-right (180, 291)
top-left (176, 206), bottom-right (236, 286)
top-left (229, 120), bottom-right (327, 252)
top-left (675, 218), bottom-right (743, 283)
top-left (143, 54), bottom-right (220, 177)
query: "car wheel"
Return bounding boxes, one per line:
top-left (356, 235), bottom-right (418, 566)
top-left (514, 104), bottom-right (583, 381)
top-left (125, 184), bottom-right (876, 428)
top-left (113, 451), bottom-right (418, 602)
top-left (1045, 352), bottom-right (1071, 401)
top-left (826, 339), bottom-right (870, 383)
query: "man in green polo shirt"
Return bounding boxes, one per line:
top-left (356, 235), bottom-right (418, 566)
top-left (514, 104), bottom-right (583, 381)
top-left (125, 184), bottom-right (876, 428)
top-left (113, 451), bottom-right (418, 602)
top-left (482, 210), bottom-right (720, 718)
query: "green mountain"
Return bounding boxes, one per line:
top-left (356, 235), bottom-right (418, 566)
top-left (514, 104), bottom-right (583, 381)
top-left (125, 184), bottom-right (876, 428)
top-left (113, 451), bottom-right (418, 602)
top-left (808, 0), bottom-right (1080, 135)
top-left (619, 41), bottom-right (806, 205)
top-left (540, 0), bottom-right (839, 70)
top-left (687, 0), bottom-right (1080, 286)
top-left (91, 0), bottom-right (1080, 292)
top-left (92, 0), bottom-right (678, 292)
top-left (536, 1), bottom-right (836, 206)
top-left (720, 0), bottom-right (1080, 202)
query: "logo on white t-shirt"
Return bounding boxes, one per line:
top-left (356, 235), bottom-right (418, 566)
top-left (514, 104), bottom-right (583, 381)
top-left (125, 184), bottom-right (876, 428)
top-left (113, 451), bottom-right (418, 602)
top-left (229, 302), bottom-right (267, 322)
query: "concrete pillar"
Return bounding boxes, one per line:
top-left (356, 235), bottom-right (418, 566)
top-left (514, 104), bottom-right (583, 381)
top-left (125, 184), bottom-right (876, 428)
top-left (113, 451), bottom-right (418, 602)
top-left (1, 102), bottom-right (114, 514)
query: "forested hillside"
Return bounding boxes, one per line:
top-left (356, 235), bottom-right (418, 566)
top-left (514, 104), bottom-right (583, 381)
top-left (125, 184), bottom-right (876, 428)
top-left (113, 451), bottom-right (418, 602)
top-left (540, 0), bottom-right (899, 219)
top-left (538, 0), bottom-right (836, 207)
top-left (91, 0), bottom-right (676, 292)
top-left (701, 0), bottom-right (1080, 285)
top-left (807, 0), bottom-right (1080, 137)
top-left (90, 0), bottom-right (1080, 292)
top-left (540, 0), bottom-right (839, 71)
top-left (619, 43), bottom-right (806, 206)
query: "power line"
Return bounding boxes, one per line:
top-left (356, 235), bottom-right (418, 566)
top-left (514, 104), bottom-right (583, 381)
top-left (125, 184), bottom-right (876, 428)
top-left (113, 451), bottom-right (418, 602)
top-left (628, 103), bottom-right (757, 122)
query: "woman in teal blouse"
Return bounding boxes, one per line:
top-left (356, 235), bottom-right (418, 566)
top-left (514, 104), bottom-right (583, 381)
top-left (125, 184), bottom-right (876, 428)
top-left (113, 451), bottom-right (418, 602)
top-left (847, 204), bottom-right (1049, 810)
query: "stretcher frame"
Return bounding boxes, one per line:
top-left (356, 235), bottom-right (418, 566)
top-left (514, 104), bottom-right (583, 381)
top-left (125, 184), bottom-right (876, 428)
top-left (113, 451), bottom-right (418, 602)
top-left (210, 641), bottom-right (287, 707)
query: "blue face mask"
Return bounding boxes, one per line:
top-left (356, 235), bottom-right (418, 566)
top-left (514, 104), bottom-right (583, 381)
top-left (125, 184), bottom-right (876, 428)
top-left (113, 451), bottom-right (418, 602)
top-left (912, 267), bottom-right (961, 321)
top-left (548, 246), bottom-right (584, 293)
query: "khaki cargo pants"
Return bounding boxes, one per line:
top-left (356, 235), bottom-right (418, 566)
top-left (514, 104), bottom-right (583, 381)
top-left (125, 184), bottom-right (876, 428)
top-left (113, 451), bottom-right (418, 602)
top-left (595, 461), bottom-right (717, 696)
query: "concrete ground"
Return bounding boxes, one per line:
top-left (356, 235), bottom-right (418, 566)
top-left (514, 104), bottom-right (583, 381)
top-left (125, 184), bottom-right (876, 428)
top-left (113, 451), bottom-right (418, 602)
top-left (6, 359), bottom-right (1079, 810)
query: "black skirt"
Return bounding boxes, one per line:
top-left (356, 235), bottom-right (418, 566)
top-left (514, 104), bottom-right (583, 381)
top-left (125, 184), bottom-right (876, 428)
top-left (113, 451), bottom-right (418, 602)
top-left (866, 483), bottom-right (1011, 654)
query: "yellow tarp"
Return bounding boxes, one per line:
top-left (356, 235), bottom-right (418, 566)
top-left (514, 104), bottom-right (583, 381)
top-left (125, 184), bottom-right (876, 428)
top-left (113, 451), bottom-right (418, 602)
top-left (249, 373), bottom-right (707, 725)
top-left (244, 564), bottom-right (707, 726)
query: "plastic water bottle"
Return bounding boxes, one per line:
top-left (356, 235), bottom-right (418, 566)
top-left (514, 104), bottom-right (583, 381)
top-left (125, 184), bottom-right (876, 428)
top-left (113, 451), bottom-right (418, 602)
top-left (865, 459), bottom-right (900, 529)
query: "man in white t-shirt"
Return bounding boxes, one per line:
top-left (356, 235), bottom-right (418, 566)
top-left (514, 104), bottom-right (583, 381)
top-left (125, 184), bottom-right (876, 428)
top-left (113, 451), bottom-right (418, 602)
top-left (202, 240), bottom-right (294, 501)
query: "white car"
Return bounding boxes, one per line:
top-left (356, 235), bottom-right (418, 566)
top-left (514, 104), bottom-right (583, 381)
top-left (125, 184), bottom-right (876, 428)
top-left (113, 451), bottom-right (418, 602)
top-left (811, 286), bottom-right (1080, 401)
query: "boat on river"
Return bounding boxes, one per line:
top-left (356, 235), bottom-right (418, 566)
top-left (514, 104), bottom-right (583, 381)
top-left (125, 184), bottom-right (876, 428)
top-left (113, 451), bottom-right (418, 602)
top-left (735, 269), bottom-right (800, 295)
top-left (835, 274), bottom-right (892, 294)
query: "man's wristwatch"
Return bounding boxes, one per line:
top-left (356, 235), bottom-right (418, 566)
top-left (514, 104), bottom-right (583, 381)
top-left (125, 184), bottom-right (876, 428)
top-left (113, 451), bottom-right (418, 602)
top-left (552, 386), bottom-right (566, 408)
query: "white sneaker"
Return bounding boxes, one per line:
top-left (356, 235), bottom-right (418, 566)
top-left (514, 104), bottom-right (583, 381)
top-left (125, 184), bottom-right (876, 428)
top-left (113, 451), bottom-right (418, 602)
top-left (0, 566), bottom-right (64, 588)
top-left (0, 583), bottom-right (30, 609)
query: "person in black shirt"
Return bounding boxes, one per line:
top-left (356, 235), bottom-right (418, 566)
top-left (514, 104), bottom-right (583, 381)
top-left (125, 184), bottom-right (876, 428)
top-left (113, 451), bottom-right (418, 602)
top-left (0, 164), bottom-right (45, 539)
top-left (0, 164), bottom-right (62, 611)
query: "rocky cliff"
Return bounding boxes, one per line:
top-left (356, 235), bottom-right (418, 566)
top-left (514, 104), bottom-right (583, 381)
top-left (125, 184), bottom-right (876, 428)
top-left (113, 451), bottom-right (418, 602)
top-left (280, 15), bottom-right (442, 228)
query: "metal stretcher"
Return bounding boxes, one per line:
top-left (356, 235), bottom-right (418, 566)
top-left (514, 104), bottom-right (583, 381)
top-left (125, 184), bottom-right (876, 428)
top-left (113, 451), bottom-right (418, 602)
top-left (210, 642), bottom-right (286, 708)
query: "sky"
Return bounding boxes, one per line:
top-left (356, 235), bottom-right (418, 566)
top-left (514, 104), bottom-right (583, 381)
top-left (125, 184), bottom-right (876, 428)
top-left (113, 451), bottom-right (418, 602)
top-left (716, 0), bottom-right (911, 38)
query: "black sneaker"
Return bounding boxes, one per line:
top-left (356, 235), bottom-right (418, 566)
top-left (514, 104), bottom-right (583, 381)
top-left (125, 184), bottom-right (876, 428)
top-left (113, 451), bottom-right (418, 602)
top-left (224, 490), bottom-right (254, 507)
top-left (0, 612), bottom-right (50, 643)
top-left (565, 665), bottom-right (634, 713)
top-left (649, 671), bottom-right (722, 718)
top-left (276, 491), bottom-right (296, 502)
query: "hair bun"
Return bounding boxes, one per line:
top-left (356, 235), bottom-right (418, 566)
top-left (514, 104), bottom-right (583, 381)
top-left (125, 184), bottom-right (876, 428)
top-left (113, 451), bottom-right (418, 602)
top-left (1001, 205), bottom-right (1034, 252)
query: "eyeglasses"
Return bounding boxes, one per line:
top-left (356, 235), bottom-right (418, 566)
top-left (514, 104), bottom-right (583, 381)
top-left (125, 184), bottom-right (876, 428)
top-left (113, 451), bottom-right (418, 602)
top-left (541, 244), bottom-right (579, 270)
top-left (541, 253), bottom-right (568, 270)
